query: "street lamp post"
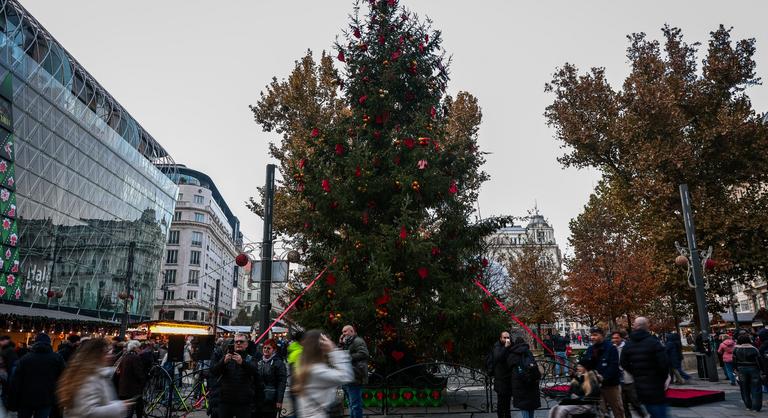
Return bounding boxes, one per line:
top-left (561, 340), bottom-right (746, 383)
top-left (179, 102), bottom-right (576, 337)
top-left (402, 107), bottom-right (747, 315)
top-left (259, 164), bottom-right (276, 338)
top-left (679, 184), bottom-right (719, 382)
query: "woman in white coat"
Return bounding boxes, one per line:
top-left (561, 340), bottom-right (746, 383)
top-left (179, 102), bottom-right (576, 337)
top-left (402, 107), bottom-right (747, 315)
top-left (56, 338), bottom-right (133, 417)
top-left (293, 330), bottom-right (354, 418)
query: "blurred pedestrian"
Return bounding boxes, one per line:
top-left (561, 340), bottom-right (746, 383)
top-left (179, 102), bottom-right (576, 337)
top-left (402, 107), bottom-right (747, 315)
top-left (717, 334), bottom-right (736, 385)
top-left (118, 340), bottom-right (147, 418)
top-left (581, 327), bottom-right (623, 418)
top-left (492, 331), bottom-right (514, 418)
top-left (666, 332), bottom-right (691, 384)
top-left (547, 362), bottom-right (601, 418)
top-left (7, 333), bottom-right (65, 418)
top-left (294, 330), bottom-right (353, 418)
top-left (612, 331), bottom-right (646, 418)
top-left (56, 338), bottom-right (131, 417)
top-left (285, 331), bottom-right (304, 418)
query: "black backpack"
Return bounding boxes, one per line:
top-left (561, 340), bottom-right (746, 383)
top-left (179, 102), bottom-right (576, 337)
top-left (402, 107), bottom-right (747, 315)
top-left (514, 351), bottom-right (541, 383)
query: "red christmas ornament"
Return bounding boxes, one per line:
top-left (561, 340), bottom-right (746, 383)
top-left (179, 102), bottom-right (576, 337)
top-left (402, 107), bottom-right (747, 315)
top-left (355, 166), bottom-right (362, 177)
top-left (402, 138), bottom-right (415, 149)
top-left (353, 27), bottom-right (361, 38)
top-left (705, 259), bottom-right (717, 271)
top-left (337, 51), bottom-right (345, 62)
top-left (358, 95), bottom-right (368, 105)
top-left (482, 301), bottom-right (491, 313)
top-left (425, 34), bottom-right (429, 43)
top-left (431, 247), bottom-right (441, 256)
top-left (378, 35), bottom-right (385, 45)
top-left (391, 351), bottom-right (405, 362)
top-left (417, 267), bottom-right (429, 279)
top-left (46, 290), bottom-right (55, 298)
top-left (375, 112), bottom-right (390, 125)
top-left (310, 128), bottom-right (319, 138)
top-left (358, 43), bottom-right (368, 52)
top-left (335, 143), bottom-right (345, 156)
top-left (321, 179), bottom-right (331, 193)
top-left (325, 272), bottom-right (337, 286)
top-left (398, 35), bottom-right (405, 45)
top-left (448, 180), bottom-right (458, 194)
top-left (362, 211), bottom-right (369, 225)
top-left (443, 340), bottom-right (454, 353)
top-left (482, 258), bottom-right (489, 267)
top-left (393, 155), bottom-right (401, 166)
top-left (375, 289), bottom-right (391, 306)
top-left (429, 106), bottom-right (436, 118)
top-left (330, 201), bottom-right (339, 209)
top-left (299, 158), bottom-right (307, 169)
top-left (296, 182), bottom-right (305, 192)
top-left (391, 50), bottom-right (402, 61)
top-left (418, 42), bottom-right (425, 53)
top-left (373, 130), bottom-right (381, 140)
top-left (399, 225), bottom-right (407, 240)
top-left (387, 0), bottom-right (396, 7)
top-left (235, 253), bottom-right (249, 267)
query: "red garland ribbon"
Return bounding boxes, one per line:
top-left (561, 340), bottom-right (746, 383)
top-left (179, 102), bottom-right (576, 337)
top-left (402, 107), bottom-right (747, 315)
top-left (472, 279), bottom-right (556, 358)
top-left (254, 259), bottom-right (335, 345)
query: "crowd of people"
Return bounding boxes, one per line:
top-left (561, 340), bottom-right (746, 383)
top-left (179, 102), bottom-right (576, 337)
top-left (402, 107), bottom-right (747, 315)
top-left (0, 324), bottom-right (370, 418)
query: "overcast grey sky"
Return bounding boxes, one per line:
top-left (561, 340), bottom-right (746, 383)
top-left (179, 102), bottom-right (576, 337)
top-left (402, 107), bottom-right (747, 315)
top-left (20, 0), bottom-right (768, 254)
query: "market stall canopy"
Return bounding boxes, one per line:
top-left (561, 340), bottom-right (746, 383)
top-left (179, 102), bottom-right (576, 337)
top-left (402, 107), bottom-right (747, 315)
top-left (0, 303), bottom-right (118, 323)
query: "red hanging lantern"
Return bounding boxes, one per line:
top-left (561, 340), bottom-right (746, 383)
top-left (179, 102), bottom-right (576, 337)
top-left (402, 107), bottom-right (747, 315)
top-left (704, 259), bottom-right (717, 271)
top-left (46, 290), bottom-right (55, 299)
top-left (235, 253), bottom-right (249, 267)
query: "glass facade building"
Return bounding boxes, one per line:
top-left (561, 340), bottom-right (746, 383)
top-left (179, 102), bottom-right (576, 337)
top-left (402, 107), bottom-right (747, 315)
top-left (0, 0), bottom-right (178, 320)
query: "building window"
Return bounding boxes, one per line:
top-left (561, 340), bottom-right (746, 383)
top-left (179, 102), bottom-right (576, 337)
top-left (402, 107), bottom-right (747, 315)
top-left (168, 230), bottom-right (179, 245)
top-left (163, 310), bottom-right (176, 320)
top-left (164, 269), bottom-right (177, 284)
top-left (195, 213), bottom-right (205, 223)
top-left (183, 311), bottom-right (199, 321)
top-left (190, 251), bottom-right (201, 266)
top-left (187, 290), bottom-right (197, 300)
top-left (174, 211), bottom-right (182, 221)
top-left (194, 195), bottom-right (204, 204)
top-left (189, 270), bottom-right (199, 285)
top-left (178, 193), bottom-right (183, 201)
top-left (247, 292), bottom-right (251, 300)
top-left (166, 250), bottom-right (178, 264)
top-left (191, 231), bottom-right (203, 247)
top-left (163, 290), bottom-right (175, 300)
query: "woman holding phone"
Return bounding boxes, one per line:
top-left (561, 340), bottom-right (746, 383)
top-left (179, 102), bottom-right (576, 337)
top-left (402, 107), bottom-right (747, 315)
top-left (293, 330), bottom-right (354, 418)
top-left (56, 338), bottom-right (133, 417)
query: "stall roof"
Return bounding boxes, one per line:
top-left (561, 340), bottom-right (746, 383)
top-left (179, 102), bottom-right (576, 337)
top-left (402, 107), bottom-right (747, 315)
top-left (0, 303), bottom-right (118, 324)
top-left (217, 325), bottom-right (252, 333)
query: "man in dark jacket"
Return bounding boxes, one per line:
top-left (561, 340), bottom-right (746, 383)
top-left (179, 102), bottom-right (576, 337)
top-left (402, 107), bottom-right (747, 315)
top-left (7, 333), bottom-right (65, 418)
top-left (665, 332), bottom-right (690, 384)
top-left (211, 334), bottom-right (260, 418)
top-left (56, 334), bottom-right (80, 364)
top-left (621, 317), bottom-right (669, 418)
top-left (340, 325), bottom-right (369, 418)
top-left (551, 332), bottom-right (569, 376)
top-left (582, 327), bottom-right (623, 418)
top-left (508, 337), bottom-right (540, 418)
top-left (119, 340), bottom-right (148, 418)
top-left (491, 331), bottom-right (514, 418)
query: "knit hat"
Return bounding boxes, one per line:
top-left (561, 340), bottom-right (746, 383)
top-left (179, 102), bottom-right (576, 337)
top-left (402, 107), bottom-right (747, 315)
top-left (35, 333), bottom-right (51, 345)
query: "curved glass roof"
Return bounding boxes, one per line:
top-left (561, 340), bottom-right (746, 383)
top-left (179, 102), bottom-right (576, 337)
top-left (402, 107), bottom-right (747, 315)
top-left (0, 0), bottom-right (175, 169)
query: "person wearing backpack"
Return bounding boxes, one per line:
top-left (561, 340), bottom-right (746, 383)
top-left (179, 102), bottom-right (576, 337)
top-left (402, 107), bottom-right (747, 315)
top-left (509, 336), bottom-right (541, 418)
top-left (581, 327), bottom-right (624, 418)
top-left (491, 331), bottom-right (514, 418)
top-left (733, 333), bottom-right (764, 412)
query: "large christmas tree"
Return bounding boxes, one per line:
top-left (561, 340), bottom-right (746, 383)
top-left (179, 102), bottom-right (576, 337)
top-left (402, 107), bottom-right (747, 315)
top-left (251, 0), bottom-right (508, 367)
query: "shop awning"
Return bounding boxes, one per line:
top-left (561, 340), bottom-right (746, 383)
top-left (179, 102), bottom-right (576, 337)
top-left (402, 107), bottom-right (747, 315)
top-left (0, 303), bottom-right (118, 324)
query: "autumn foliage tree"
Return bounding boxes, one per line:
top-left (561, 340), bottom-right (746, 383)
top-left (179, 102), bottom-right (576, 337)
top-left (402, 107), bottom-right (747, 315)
top-left (250, 0), bottom-right (509, 366)
top-left (547, 25), bottom-right (768, 312)
top-left (504, 243), bottom-right (563, 338)
top-left (564, 184), bottom-right (661, 326)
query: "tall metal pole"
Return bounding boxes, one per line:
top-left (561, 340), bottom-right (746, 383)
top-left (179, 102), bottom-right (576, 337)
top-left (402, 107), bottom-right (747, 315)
top-left (259, 164), bottom-right (276, 338)
top-left (213, 278), bottom-right (221, 330)
top-left (119, 242), bottom-right (135, 339)
top-left (679, 184), bottom-right (719, 381)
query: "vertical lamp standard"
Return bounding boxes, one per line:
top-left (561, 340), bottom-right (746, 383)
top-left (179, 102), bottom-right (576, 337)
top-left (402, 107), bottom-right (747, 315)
top-left (678, 184), bottom-right (719, 382)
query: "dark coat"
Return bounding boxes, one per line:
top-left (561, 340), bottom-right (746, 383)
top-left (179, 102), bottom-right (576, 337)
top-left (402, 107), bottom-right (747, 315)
top-left (7, 342), bottom-right (65, 409)
top-left (508, 342), bottom-right (541, 411)
top-left (57, 342), bottom-right (76, 364)
top-left (342, 335), bottom-right (370, 385)
top-left (552, 335), bottom-right (568, 352)
top-left (257, 355), bottom-right (288, 404)
top-left (621, 330), bottom-right (669, 405)
top-left (491, 341), bottom-right (514, 395)
top-left (0, 344), bottom-right (17, 372)
top-left (665, 333), bottom-right (683, 368)
top-left (211, 350), bottom-right (260, 406)
top-left (581, 339), bottom-right (620, 387)
top-left (733, 344), bottom-right (764, 369)
top-left (118, 351), bottom-right (147, 398)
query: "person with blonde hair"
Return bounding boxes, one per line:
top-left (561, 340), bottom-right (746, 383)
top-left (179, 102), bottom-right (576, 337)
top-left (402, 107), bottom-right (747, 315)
top-left (56, 338), bottom-right (132, 418)
top-left (548, 362), bottom-right (601, 418)
top-left (293, 330), bottom-right (353, 418)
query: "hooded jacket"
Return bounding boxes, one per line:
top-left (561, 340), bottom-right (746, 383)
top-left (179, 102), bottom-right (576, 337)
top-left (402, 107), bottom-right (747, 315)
top-left (508, 342), bottom-right (541, 411)
top-left (665, 333), bottom-right (684, 367)
top-left (7, 340), bottom-right (65, 409)
top-left (621, 330), bottom-right (669, 404)
top-left (582, 339), bottom-right (620, 386)
top-left (717, 338), bottom-right (736, 363)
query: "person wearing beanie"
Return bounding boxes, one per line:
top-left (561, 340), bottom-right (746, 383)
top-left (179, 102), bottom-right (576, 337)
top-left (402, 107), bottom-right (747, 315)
top-left (7, 333), bottom-right (65, 417)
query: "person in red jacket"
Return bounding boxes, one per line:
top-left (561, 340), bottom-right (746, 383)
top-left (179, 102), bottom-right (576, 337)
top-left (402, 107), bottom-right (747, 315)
top-left (717, 334), bottom-right (736, 385)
